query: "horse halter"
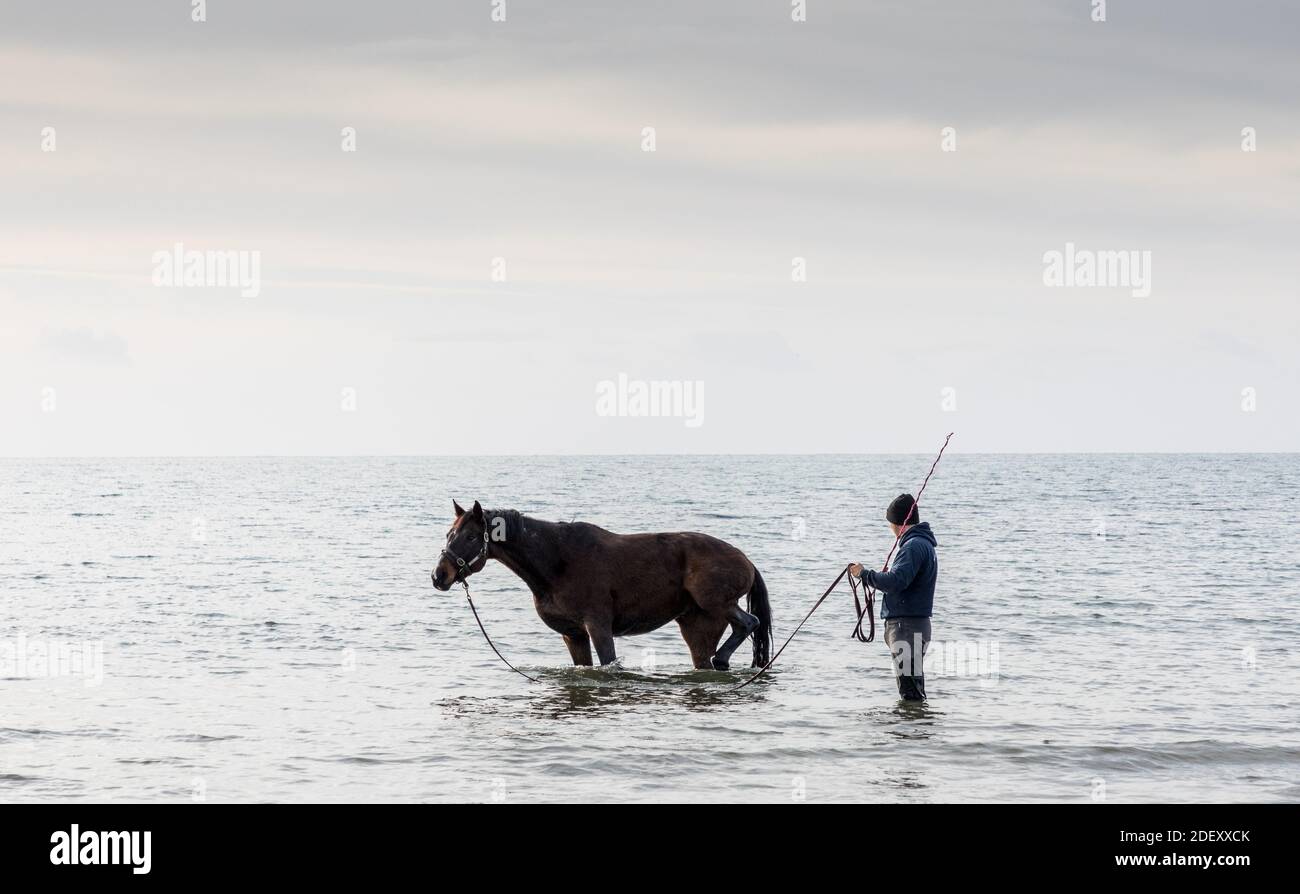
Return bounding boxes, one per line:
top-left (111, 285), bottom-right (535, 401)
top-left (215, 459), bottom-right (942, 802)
top-left (440, 526), bottom-right (490, 583)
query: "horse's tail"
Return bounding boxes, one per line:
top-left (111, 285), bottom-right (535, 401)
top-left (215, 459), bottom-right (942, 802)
top-left (747, 567), bottom-right (773, 668)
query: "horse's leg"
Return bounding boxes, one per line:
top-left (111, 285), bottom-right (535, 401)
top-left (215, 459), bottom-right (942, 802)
top-left (563, 631), bottom-right (593, 666)
top-left (682, 559), bottom-right (757, 670)
top-left (677, 611), bottom-right (728, 670)
top-left (710, 603), bottom-right (760, 671)
top-left (585, 621), bottom-right (617, 666)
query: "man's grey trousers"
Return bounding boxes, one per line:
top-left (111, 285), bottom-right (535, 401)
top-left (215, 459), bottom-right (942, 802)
top-left (883, 617), bottom-right (931, 701)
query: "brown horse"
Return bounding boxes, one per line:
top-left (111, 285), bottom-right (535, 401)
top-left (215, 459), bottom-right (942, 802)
top-left (431, 501), bottom-right (772, 670)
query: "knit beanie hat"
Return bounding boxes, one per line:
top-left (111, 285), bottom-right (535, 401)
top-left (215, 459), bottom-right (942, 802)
top-left (886, 493), bottom-right (919, 525)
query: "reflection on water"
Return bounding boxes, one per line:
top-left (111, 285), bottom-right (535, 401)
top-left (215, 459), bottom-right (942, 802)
top-left (437, 666), bottom-right (769, 721)
top-left (887, 701), bottom-right (943, 727)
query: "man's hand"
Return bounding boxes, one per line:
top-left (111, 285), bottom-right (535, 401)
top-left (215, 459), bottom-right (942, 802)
top-left (848, 563), bottom-right (864, 577)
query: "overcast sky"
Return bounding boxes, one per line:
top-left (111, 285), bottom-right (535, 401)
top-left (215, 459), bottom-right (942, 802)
top-left (1, 1), bottom-right (1296, 455)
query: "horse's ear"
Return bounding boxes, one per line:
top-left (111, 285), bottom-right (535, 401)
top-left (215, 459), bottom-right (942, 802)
top-left (453, 499), bottom-right (465, 518)
top-left (471, 500), bottom-right (485, 521)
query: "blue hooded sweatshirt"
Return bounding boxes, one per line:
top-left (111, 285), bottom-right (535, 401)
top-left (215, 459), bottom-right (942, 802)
top-left (859, 522), bottom-right (938, 619)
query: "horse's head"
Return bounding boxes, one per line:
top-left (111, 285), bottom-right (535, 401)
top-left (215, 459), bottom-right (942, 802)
top-left (432, 499), bottom-right (490, 591)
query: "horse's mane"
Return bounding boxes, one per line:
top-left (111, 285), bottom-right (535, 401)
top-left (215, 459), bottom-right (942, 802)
top-left (486, 508), bottom-right (526, 542)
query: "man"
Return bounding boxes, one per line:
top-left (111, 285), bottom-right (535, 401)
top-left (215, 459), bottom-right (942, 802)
top-left (849, 493), bottom-right (938, 701)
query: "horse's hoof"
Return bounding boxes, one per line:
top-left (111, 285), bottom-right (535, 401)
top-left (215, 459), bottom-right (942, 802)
top-left (710, 655), bottom-right (730, 671)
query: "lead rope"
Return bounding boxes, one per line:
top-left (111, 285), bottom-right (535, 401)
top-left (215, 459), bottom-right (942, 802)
top-left (733, 564), bottom-right (854, 691)
top-left (462, 580), bottom-right (541, 684)
top-left (848, 570), bottom-right (874, 643)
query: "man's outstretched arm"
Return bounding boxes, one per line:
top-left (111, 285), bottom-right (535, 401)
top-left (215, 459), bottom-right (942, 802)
top-left (852, 541), bottom-right (921, 594)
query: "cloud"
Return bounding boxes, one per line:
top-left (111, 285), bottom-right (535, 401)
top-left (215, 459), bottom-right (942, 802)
top-left (1, 1), bottom-right (1297, 454)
